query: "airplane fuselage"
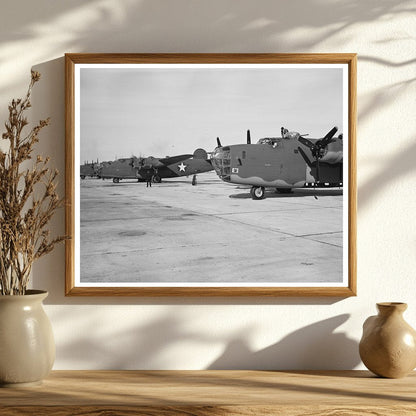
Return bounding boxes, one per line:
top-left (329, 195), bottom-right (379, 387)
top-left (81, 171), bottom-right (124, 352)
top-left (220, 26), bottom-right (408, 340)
top-left (137, 157), bottom-right (212, 181)
top-left (211, 135), bottom-right (343, 189)
top-left (99, 158), bottom-right (137, 180)
top-left (98, 149), bottom-right (213, 183)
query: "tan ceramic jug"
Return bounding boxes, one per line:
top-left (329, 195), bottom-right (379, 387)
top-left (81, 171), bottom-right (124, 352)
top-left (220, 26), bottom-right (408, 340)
top-left (359, 302), bottom-right (416, 378)
top-left (0, 290), bottom-right (55, 386)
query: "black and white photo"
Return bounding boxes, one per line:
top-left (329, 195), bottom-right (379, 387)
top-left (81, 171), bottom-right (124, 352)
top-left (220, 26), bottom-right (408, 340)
top-left (65, 54), bottom-right (357, 296)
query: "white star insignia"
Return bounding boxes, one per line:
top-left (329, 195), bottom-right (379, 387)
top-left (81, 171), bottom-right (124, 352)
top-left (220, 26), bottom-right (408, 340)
top-left (178, 162), bottom-right (187, 172)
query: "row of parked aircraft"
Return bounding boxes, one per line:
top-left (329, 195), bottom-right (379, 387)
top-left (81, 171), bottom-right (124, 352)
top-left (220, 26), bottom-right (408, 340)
top-left (80, 148), bottom-right (213, 183)
top-left (80, 126), bottom-right (343, 199)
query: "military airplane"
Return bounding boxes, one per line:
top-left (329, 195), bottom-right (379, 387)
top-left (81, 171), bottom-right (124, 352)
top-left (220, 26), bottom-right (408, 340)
top-left (80, 161), bottom-right (101, 179)
top-left (98, 158), bottom-right (136, 182)
top-left (99, 148), bottom-right (213, 183)
top-left (211, 127), bottom-right (343, 199)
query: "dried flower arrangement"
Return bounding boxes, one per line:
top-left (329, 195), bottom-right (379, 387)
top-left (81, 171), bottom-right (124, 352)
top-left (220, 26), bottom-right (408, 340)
top-left (0, 71), bottom-right (65, 295)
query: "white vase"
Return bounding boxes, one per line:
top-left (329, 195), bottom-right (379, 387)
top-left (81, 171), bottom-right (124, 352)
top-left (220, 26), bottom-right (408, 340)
top-left (0, 290), bottom-right (55, 386)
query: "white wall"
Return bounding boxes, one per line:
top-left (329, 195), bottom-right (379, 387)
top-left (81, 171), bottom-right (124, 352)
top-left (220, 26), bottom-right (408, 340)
top-left (1, 0), bottom-right (415, 370)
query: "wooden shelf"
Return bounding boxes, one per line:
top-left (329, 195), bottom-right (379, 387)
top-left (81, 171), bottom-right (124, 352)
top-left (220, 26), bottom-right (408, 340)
top-left (1, 370), bottom-right (415, 415)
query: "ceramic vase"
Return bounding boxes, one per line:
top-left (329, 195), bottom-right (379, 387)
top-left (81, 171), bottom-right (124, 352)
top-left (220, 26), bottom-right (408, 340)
top-left (0, 290), bottom-right (55, 387)
top-left (359, 302), bottom-right (416, 378)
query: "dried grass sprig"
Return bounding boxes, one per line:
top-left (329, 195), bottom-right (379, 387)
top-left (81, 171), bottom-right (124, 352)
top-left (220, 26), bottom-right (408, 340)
top-left (0, 71), bottom-right (66, 295)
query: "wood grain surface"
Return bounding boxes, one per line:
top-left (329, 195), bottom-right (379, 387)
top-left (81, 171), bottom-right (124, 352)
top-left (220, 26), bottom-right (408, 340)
top-left (1, 370), bottom-right (415, 415)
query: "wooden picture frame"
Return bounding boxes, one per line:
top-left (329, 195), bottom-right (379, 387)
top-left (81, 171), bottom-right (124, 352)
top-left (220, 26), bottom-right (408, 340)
top-left (65, 53), bottom-right (356, 296)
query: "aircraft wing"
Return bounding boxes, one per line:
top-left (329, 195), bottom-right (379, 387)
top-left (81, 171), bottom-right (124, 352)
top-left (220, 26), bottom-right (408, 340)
top-left (159, 154), bottom-right (193, 166)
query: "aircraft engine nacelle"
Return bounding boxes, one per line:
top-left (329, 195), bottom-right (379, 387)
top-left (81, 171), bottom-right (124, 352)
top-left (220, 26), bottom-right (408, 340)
top-left (148, 156), bottom-right (165, 168)
top-left (137, 156), bottom-right (164, 169)
top-left (320, 150), bottom-right (343, 164)
top-left (193, 148), bottom-right (208, 160)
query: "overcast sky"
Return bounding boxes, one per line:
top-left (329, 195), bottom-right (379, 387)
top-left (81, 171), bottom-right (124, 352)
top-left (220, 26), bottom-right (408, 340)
top-left (80, 66), bottom-right (343, 163)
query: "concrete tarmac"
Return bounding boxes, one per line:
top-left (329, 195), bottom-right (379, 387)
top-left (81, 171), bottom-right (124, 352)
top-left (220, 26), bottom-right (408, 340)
top-left (80, 172), bottom-right (343, 284)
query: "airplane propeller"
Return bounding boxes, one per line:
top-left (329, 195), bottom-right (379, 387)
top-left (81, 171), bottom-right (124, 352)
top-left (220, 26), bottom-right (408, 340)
top-left (298, 127), bottom-right (338, 159)
top-left (297, 126), bottom-right (338, 184)
top-left (297, 147), bottom-right (312, 168)
top-left (247, 130), bottom-right (251, 144)
top-left (216, 137), bottom-right (222, 148)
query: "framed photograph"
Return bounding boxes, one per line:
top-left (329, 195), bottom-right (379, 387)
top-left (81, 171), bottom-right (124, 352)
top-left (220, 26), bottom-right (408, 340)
top-left (65, 53), bottom-right (356, 296)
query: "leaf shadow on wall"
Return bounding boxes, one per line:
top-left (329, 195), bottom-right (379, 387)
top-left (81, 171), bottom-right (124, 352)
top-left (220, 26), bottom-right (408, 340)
top-left (359, 139), bottom-right (416, 211)
top-left (30, 57), bottom-right (414, 306)
top-left (53, 308), bottom-right (359, 370)
top-left (0, 0), bottom-right (414, 96)
top-left (208, 314), bottom-right (360, 370)
top-left (27, 1), bottom-right (416, 305)
top-left (54, 312), bottom-right (215, 369)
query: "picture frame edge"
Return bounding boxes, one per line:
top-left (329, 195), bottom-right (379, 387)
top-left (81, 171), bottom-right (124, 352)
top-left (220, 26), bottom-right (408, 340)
top-left (64, 52), bottom-right (357, 297)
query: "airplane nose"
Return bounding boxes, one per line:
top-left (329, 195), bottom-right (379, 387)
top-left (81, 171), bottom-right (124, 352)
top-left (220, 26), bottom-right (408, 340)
top-left (211, 147), bottom-right (231, 181)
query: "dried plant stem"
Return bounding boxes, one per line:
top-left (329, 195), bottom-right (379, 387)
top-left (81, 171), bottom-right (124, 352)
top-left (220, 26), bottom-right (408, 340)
top-left (0, 71), bottom-right (65, 295)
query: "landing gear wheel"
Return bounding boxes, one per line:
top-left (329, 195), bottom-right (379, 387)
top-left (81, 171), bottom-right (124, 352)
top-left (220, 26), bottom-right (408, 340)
top-left (250, 186), bottom-right (265, 200)
top-left (275, 188), bottom-right (292, 194)
top-left (113, 177), bottom-right (120, 183)
top-left (152, 175), bottom-right (161, 183)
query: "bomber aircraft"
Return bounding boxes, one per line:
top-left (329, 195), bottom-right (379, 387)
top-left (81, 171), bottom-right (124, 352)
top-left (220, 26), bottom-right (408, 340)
top-left (211, 127), bottom-right (343, 199)
top-left (99, 148), bottom-right (213, 183)
top-left (99, 158), bottom-right (137, 182)
top-left (80, 161), bottom-right (101, 179)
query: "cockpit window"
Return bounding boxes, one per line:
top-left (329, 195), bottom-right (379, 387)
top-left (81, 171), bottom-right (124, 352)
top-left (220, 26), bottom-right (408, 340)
top-left (284, 131), bottom-right (300, 140)
top-left (257, 138), bottom-right (281, 146)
